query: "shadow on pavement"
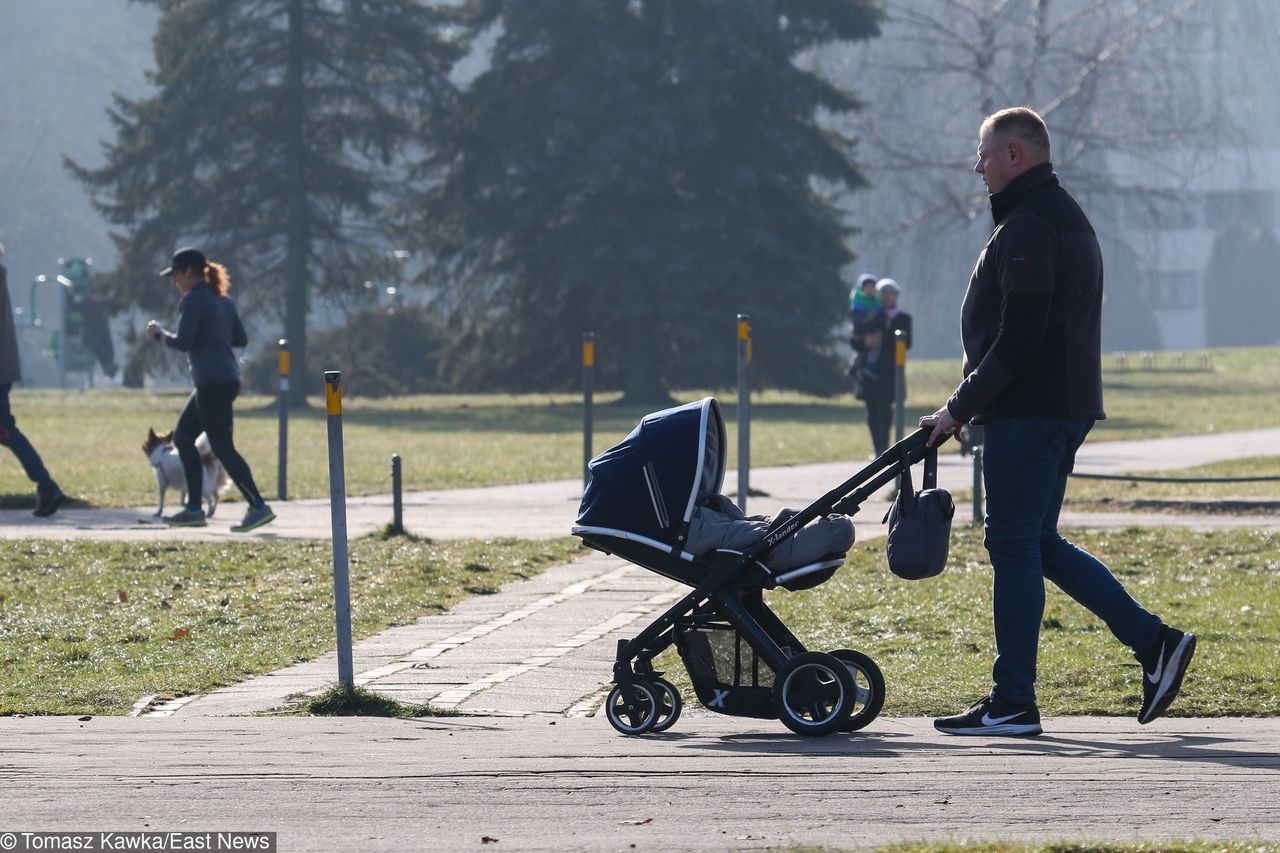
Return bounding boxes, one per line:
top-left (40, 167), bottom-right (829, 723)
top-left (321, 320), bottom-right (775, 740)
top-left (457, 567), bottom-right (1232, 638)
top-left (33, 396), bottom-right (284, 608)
top-left (669, 727), bottom-right (1279, 771)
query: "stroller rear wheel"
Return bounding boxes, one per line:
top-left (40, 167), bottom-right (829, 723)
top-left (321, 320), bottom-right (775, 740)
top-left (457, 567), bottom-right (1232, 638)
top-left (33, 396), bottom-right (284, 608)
top-left (772, 651), bottom-right (855, 736)
top-left (830, 649), bottom-right (886, 732)
top-left (605, 681), bottom-right (659, 735)
top-left (648, 677), bottom-right (683, 732)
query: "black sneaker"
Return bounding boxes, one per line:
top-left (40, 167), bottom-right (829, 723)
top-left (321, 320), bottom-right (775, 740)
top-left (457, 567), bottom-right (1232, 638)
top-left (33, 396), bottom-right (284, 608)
top-left (231, 503), bottom-right (276, 533)
top-left (934, 694), bottom-right (1042, 737)
top-left (1137, 626), bottom-right (1196, 725)
top-left (33, 484), bottom-right (66, 518)
top-left (163, 507), bottom-right (208, 527)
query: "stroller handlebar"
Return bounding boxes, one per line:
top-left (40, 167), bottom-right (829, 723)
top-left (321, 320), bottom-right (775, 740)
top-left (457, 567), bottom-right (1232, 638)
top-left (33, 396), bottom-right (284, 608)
top-left (741, 426), bottom-right (951, 564)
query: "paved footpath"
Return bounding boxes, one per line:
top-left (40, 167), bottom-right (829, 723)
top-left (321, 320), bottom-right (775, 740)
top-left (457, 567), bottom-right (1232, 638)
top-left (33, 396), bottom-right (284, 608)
top-left (1, 715), bottom-right (1276, 851)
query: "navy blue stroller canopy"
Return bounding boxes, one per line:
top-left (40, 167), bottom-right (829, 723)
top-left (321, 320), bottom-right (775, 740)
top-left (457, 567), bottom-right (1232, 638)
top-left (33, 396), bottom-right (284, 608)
top-left (577, 397), bottom-right (726, 549)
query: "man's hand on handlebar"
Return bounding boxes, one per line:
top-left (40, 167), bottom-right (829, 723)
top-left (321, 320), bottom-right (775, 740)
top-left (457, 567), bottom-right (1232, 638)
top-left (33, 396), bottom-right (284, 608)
top-left (919, 406), bottom-right (963, 448)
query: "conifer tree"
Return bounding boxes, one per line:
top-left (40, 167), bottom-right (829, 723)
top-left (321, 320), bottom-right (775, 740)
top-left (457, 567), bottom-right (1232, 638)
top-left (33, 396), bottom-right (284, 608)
top-left (415, 0), bottom-right (880, 402)
top-left (69, 0), bottom-right (458, 398)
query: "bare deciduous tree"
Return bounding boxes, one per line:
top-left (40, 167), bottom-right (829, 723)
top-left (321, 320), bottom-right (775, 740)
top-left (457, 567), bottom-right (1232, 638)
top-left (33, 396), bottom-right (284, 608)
top-left (810, 0), bottom-right (1226, 354)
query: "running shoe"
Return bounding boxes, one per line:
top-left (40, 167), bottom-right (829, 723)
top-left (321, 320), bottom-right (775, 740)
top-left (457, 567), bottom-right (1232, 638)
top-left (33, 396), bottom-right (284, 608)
top-left (934, 694), bottom-right (1042, 737)
top-left (1137, 626), bottom-right (1196, 725)
top-left (231, 503), bottom-right (276, 533)
top-left (164, 507), bottom-right (208, 527)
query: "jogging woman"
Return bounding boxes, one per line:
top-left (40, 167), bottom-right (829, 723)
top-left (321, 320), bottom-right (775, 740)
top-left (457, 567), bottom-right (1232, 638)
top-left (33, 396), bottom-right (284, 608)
top-left (147, 247), bottom-right (274, 531)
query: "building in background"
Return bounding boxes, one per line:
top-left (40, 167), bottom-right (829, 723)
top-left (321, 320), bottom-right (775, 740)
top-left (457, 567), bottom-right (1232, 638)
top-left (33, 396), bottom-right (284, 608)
top-left (1109, 148), bottom-right (1280, 348)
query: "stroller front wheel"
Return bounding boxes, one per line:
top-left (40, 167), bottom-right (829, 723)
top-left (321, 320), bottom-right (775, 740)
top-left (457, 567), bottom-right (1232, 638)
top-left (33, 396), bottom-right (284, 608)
top-left (772, 651), bottom-right (855, 736)
top-left (605, 681), bottom-right (660, 735)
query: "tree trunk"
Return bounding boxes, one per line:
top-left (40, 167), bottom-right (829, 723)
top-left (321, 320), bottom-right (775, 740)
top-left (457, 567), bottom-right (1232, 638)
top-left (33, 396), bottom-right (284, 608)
top-left (283, 0), bottom-right (311, 406)
top-left (620, 283), bottom-right (673, 407)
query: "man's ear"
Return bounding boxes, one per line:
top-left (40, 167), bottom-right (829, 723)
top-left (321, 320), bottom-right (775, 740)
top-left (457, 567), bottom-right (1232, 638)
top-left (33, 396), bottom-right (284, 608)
top-left (1007, 139), bottom-right (1024, 164)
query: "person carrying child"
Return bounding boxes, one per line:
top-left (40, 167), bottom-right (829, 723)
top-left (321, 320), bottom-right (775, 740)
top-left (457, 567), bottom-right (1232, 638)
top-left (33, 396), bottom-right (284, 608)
top-left (857, 279), bottom-right (912, 457)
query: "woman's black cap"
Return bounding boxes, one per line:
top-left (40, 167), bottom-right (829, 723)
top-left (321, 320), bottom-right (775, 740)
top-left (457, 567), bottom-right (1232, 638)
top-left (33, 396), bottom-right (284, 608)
top-left (158, 247), bottom-right (206, 277)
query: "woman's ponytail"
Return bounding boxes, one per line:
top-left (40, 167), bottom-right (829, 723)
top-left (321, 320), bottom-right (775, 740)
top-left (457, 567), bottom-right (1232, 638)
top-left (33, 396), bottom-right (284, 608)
top-left (203, 261), bottom-right (231, 296)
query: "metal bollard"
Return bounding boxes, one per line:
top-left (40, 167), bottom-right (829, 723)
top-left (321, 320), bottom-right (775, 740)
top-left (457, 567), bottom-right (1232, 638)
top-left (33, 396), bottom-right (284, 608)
top-left (58, 282), bottom-right (68, 389)
top-left (736, 314), bottom-right (752, 513)
top-left (325, 371), bottom-right (355, 689)
top-left (893, 329), bottom-right (907, 445)
top-left (391, 454), bottom-right (403, 534)
top-left (582, 332), bottom-right (594, 489)
top-left (277, 339), bottom-right (289, 500)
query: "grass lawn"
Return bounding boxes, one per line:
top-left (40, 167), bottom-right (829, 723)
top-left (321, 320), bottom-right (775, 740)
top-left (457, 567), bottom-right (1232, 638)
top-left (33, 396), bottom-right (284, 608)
top-left (2, 526), bottom-right (1277, 718)
top-left (0, 535), bottom-right (580, 716)
top-left (0, 345), bottom-right (1276, 507)
top-left (658, 526), bottom-right (1280, 718)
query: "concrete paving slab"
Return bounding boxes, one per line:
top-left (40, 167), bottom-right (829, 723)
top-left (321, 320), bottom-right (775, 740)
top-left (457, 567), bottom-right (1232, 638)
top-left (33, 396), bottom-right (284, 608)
top-left (0, 714), bottom-right (1275, 851)
top-left (165, 549), bottom-right (686, 717)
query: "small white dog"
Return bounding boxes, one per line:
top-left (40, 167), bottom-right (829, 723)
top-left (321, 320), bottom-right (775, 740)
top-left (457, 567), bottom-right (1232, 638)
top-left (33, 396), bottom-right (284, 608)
top-left (142, 428), bottom-right (230, 517)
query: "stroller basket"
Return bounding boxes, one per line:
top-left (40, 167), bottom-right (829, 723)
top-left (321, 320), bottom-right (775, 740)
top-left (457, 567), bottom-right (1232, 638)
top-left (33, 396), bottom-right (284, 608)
top-left (677, 614), bottom-right (778, 720)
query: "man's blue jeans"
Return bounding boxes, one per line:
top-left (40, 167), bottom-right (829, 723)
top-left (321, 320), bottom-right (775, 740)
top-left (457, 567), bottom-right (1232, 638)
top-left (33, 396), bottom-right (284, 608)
top-left (0, 383), bottom-right (53, 490)
top-left (983, 416), bottom-right (1162, 705)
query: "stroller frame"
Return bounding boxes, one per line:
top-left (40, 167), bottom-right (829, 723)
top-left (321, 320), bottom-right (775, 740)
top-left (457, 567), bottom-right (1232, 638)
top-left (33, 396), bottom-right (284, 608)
top-left (577, 424), bottom-right (950, 736)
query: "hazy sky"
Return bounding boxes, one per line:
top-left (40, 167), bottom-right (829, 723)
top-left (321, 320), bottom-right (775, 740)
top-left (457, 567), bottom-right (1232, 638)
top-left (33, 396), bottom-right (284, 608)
top-left (0, 0), bottom-right (157, 300)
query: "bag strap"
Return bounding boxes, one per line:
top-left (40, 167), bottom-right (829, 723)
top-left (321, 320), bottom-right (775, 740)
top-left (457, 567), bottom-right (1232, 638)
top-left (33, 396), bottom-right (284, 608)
top-left (898, 443), bottom-right (917, 513)
top-left (882, 443), bottom-right (921, 524)
top-left (923, 444), bottom-right (938, 490)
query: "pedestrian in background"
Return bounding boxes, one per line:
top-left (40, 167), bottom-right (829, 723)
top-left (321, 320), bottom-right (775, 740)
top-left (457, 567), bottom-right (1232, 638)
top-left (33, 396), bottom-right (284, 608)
top-left (0, 242), bottom-right (66, 517)
top-left (148, 247), bottom-right (274, 532)
top-left (857, 278), bottom-right (911, 457)
top-left (921, 107), bottom-right (1194, 737)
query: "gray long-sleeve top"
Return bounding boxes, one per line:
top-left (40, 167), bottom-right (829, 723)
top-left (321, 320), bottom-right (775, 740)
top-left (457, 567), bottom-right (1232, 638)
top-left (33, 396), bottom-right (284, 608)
top-left (160, 282), bottom-right (247, 386)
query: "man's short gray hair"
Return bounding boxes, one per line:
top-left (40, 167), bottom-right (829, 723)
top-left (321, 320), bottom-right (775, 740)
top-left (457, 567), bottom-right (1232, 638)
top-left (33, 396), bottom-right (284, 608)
top-left (981, 107), bottom-right (1051, 159)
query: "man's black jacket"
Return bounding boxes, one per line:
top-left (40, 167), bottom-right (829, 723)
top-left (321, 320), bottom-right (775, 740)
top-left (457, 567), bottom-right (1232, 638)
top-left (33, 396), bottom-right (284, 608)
top-left (947, 162), bottom-right (1106, 425)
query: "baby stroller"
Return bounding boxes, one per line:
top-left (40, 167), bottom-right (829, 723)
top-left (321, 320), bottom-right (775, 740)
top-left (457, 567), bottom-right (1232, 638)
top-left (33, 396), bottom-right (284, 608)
top-left (573, 397), bottom-right (950, 736)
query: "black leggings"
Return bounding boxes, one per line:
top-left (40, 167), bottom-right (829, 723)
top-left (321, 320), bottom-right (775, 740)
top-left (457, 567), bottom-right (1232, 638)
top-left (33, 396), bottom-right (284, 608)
top-left (174, 381), bottom-right (263, 509)
top-left (864, 394), bottom-right (894, 457)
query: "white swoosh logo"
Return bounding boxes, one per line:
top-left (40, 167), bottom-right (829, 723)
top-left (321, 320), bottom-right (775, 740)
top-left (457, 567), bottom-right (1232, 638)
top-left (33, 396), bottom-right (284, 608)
top-left (1147, 642), bottom-right (1166, 684)
top-left (981, 711), bottom-right (1025, 726)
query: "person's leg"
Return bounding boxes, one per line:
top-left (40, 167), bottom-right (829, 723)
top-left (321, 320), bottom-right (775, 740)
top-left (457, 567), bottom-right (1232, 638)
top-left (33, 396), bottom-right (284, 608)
top-left (0, 383), bottom-right (64, 516)
top-left (195, 382), bottom-right (265, 506)
top-left (866, 396), bottom-right (891, 456)
top-left (1039, 420), bottom-right (1163, 653)
top-left (1037, 418), bottom-right (1193, 722)
top-left (172, 390), bottom-right (206, 511)
top-left (0, 382), bottom-right (54, 489)
top-left (982, 417), bottom-right (1072, 706)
